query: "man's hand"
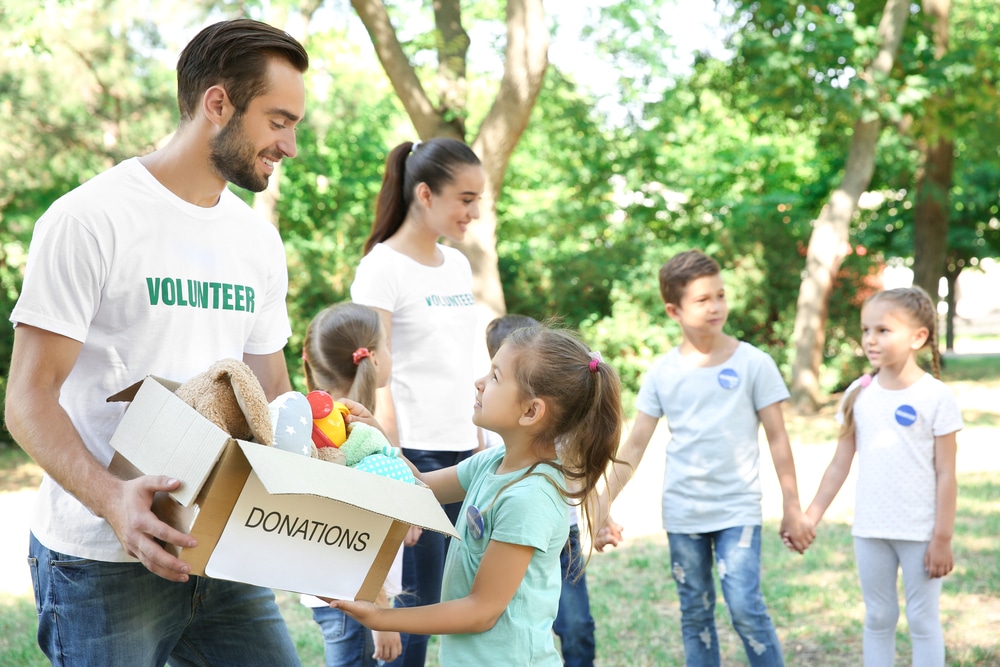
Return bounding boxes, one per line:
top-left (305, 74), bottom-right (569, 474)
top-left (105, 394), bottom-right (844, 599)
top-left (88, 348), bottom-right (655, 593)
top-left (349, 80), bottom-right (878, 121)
top-left (107, 475), bottom-right (198, 582)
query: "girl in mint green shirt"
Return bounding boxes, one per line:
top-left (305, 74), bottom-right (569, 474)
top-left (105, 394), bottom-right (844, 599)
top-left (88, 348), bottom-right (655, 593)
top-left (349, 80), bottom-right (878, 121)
top-left (332, 325), bottom-right (625, 666)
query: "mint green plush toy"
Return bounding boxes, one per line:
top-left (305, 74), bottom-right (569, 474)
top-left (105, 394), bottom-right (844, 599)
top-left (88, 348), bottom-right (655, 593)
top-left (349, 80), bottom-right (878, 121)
top-left (341, 422), bottom-right (416, 484)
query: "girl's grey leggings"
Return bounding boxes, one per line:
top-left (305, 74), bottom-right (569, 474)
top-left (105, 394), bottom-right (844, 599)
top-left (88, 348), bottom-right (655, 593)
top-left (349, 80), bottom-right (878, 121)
top-left (854, 536), bottom-right (945, 667)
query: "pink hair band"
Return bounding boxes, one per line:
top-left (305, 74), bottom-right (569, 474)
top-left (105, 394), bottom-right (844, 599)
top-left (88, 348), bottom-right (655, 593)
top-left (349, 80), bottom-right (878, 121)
top-left (353, 348), bottom-right (371, 365)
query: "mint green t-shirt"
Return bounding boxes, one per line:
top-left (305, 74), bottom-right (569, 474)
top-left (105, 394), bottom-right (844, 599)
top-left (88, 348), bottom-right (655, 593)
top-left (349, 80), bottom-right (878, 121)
top-left (438, 446), bottom-right (569, 666)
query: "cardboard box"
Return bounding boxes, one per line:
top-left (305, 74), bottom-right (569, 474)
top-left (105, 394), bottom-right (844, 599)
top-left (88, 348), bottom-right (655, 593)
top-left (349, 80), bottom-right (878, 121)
top-left (108, 376), bottom-right (458, 602)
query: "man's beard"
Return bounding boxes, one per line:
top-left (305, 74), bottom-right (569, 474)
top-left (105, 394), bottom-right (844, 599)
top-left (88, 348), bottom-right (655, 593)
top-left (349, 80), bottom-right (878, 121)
top-left (209, 115), bottom-right (269, 193)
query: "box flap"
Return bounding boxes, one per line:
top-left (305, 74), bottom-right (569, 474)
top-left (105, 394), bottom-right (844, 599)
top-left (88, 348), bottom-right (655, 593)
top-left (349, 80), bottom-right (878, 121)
top-left (107, 375), bottom-right (181, 403)
top-left (236, 441), bottom-right (459, 538)
top-left (109, 377), bottom-right (232, 507)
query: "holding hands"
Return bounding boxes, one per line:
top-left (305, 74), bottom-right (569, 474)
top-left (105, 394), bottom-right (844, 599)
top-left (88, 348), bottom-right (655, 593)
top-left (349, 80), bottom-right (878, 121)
top-left (779, 507), bottom-right (816, 555)
top-left (594, 516), bottom-right (625, 553)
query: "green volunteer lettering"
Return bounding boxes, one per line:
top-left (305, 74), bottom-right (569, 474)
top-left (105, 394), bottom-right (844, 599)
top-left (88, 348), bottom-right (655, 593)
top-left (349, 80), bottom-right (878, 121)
top-left (144, 277), bottom-right (255, 312)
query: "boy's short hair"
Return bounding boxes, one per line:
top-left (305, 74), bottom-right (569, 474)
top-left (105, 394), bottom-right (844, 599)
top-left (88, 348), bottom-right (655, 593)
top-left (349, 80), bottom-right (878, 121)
top-left (485, 314), bottom-right (541, 358)
top-left (659, 249), bottom-right (721, 306)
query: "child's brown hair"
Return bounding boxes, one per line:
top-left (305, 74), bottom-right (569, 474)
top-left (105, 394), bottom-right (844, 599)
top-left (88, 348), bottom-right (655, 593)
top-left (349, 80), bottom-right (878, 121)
top-left (302, 303), bottom-right (383, 412)
top-left (500, 326), bottom-right (625, 547)
top-left (658, 249), bottom-right (721, 306)
top-left (485, 314), bottom-right (541, 359)
top-left (840, 285), bottom-right (940, 438)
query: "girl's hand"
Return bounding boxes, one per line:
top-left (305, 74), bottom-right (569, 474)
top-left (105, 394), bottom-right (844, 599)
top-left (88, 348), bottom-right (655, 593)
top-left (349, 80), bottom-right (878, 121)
top-left (779, 509), bottom-right (816, 554)
top-left (404, 525), bottom-right (423, 547)
top-left (339, 398), bottom-right (385, 433)
top-left (595, 517), bottom-right (624, 552)
top-left (329, 599), bottom-right (383, 628)
top-left (372, 630), bottom-right (402, 662)
top-left (925, 536), bottom-right (954, 578)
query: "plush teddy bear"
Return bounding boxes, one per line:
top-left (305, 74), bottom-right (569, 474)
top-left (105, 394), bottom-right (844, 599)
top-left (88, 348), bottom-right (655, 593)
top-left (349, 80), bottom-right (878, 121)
top-left (175, 358), bottom-right (275, 446)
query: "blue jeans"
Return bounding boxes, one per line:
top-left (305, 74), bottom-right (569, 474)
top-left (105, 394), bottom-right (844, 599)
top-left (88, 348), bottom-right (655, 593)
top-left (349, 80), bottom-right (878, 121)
top-left (28, 532), bottom-right (300, 667)
top-left (386, 448), bottom-right (472, 667)
top-left (667, 526), bottom-right (783, 667)
top-left (553, 524), bottom-right (596, 667)
top-left (312, 605), bottom-right (380, 667)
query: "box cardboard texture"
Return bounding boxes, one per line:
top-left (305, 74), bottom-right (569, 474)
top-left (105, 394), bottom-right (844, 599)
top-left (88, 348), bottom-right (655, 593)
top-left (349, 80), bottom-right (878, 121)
top-left (108, 376), bottom-right (458, 602)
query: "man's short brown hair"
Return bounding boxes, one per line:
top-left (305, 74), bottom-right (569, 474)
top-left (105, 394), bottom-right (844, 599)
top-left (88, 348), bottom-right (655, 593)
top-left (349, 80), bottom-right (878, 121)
top-left (658, 249), bottom-right (721, 306)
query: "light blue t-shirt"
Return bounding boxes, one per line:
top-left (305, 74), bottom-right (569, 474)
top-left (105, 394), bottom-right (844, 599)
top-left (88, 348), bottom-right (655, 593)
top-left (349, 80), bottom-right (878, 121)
top-left (439, 446), bottom-right (568, 667)
top-left (636, 342), bottom-right (789, 533)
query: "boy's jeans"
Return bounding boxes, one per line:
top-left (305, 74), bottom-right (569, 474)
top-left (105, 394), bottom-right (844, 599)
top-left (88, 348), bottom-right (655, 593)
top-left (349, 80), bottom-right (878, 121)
top-left (28, 532), bottom-right (300, 666)
top-left (667, 526), bottom-right (784, 667)
top-left (553, 524), bottom-right (596, 667)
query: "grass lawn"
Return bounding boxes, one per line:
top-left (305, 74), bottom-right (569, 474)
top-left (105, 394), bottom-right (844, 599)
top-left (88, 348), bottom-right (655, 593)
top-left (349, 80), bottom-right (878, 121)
top-left (1, 352), bottom-right (998, 665)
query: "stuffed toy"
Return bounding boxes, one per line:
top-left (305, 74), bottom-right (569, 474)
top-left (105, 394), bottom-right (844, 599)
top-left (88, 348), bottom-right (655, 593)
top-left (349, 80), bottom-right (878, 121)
top-left (265, 389), bottom-right (414, 483)
top-left (268, 391), bottom-right (315, 457)
top-left (340, 423), bottom-right (415, 484)
top-left (175, 358), bottom-right (275, 446)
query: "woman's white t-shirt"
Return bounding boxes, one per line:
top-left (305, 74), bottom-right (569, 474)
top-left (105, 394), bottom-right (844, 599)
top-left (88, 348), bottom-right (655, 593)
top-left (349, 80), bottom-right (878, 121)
top-left (351, 243), bottom-right (478, 452)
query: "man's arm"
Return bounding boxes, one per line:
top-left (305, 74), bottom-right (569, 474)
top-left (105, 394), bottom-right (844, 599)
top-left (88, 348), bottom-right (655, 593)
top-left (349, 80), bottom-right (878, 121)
top-left (5, 325), bottom-right (196, 580)
top-left (243, 349), bottom-right (292, 401)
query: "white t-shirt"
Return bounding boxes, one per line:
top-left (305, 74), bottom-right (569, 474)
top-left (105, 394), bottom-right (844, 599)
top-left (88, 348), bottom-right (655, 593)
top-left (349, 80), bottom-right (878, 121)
top-left (837, 373), bottom-right (963, 541)
top-left (11, 157), bottom-right (291, 561)
top-left (351, 243), bottom-right (478, 452)
top-left (636, 342), bottom-right (790, 533)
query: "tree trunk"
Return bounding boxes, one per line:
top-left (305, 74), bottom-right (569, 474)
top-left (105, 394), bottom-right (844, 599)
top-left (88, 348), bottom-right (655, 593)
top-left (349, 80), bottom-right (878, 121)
top-left (911, 0), bottom-right (953, 297)
top-left (352, 0), bottom-right (549, 319)
top-left (944, 264), bottom-right (959, 351)
top-left (912, 137), bottom-right (954, 295)
top-left (253, 0), bottom-right (324, 229)
top-left (789, 0), bottom-right (910, 411)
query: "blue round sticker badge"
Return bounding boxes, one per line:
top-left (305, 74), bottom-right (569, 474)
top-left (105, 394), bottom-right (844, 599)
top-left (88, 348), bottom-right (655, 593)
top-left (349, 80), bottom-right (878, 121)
top-left (718, 368), bottom-right (740, 390)
top-left (466, 505), bottom-right (485, 540)
top-left (894, 404), bottom-right (917, 427)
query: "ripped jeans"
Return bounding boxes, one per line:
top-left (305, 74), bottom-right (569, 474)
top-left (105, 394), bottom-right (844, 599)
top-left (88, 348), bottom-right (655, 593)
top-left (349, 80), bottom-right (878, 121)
top-left (667, 526), bottom-right (783, 667)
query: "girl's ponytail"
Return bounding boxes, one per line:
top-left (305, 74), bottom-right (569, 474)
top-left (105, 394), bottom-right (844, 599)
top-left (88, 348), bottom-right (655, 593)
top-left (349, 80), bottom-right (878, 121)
top-left (502, 326), bottom-right (625, 549)
top-left (363, 142), bottom-right (414, 255)
top-left (363, 138), bottom-right (480, 255)
top-left (302, 303), bottom-right (383, 412)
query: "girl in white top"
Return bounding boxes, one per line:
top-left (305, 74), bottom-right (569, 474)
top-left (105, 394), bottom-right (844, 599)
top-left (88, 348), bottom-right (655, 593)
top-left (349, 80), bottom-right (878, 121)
top-left (350, 138), bottom-right (484, 666)
top-left (804, 286), bottom-right (963, 667)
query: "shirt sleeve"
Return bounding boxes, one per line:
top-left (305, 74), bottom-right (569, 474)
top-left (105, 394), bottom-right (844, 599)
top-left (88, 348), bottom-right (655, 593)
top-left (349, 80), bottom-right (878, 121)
top-left (750, 346), bottom-right (790, 410)
top-left (932, 384), bottom-right (965, 436)
top-left (350, 248), bottom-right (399, 312)
top-left (635, 357), bottom-right (666, 418)
top-left (244, 223), bottom-right (291, 355)
top-left (10, 210), bottom-right (102, 342)
top-left (490, 476), bottom-right (566, 553)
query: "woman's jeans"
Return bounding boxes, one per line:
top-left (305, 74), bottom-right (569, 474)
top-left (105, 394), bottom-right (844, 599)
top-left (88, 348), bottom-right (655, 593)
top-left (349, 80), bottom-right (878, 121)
top-left (385, 448), bottom-right (472, 667)
top-left (28, 532), bottom-right (300, 667)
top-left (667, 526), bottom-right (784, 667)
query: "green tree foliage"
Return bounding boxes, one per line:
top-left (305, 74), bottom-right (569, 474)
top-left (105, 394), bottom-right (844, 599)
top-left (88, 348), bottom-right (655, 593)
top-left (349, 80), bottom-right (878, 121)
top-left (0, 0), bottom-right (177, 417)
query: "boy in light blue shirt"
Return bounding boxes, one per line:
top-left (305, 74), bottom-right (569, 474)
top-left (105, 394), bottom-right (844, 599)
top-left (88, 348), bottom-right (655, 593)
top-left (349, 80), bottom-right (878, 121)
top-left (592, 249), bottom-right (813, 667)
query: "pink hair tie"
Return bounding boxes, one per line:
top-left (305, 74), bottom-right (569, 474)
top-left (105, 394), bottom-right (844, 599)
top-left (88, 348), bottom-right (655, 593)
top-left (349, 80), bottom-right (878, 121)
top-left (352, 348), bottom-right (371, 365)
top-left (588, 351), bottom-right (603, 374)
top-left (859, 373), bottom-right (872, 388)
